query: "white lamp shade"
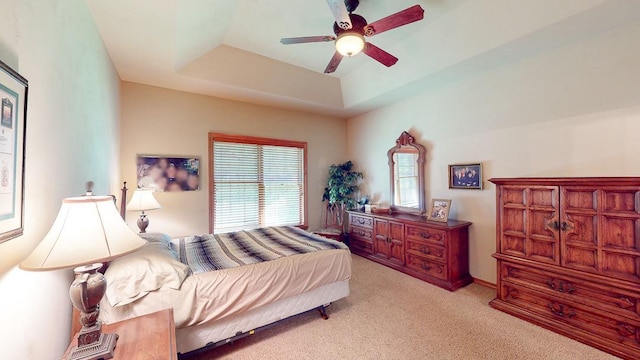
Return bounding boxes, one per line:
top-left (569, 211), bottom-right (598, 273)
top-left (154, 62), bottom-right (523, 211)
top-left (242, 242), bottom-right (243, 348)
top-left (20, 196), bottom-right (146, 271)
top-left (127, 189), bottom-right (161, 212)
top-left (335, 33), bottom-right (365, 57)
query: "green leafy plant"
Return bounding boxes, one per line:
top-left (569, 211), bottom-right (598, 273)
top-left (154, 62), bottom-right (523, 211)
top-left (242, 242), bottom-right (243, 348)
top-left (322, 161), bottom-right (363, 230)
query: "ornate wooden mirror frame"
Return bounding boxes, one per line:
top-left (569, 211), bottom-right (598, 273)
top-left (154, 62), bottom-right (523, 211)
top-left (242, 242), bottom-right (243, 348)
top-left (388, 131), bottom-right (427, 215)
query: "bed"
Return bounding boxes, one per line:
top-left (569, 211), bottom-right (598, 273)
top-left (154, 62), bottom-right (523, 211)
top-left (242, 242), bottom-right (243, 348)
top-left (98, 224), bottom-right (352, 356)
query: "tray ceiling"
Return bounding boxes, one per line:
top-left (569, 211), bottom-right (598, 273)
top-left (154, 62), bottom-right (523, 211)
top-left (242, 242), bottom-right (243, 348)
top-left (86, 0), bottom-right (640, 117)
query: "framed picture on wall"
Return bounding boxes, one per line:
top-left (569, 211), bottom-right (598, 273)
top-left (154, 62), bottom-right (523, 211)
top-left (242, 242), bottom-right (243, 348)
top-left (427, 199), bottom-right (452, 223)
top-left (136, 155), bottom-right (200, 192)
top-left (448, 163), bottom-right (483, 190)
top-left (0, 59), bottom-right (28, 243)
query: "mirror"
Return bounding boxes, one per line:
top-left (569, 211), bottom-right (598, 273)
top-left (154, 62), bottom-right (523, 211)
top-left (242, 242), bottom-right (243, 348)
top-left (388, 131), bottom-right (426, 215)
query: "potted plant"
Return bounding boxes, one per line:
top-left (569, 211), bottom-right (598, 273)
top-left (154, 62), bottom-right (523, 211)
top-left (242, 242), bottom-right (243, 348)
top-left (322, 161), bottom-right (363, 233)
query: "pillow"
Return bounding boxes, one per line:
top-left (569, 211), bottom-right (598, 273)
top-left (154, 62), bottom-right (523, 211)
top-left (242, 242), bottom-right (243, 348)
top-left (139, 232), bottom-right (178, 258)
top-left (104, 241), bottom-right (190, 307)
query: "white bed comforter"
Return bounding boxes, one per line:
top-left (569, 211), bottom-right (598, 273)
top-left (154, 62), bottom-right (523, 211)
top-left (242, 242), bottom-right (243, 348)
top-left (100, 248), bottom-right (351, 329)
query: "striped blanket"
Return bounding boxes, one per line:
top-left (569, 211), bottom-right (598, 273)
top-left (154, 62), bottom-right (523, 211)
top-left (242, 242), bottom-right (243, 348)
top-left (172, 226), bottom-right (348, 274)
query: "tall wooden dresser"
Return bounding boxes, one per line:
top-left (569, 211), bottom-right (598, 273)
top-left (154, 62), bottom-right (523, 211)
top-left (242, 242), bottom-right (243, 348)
top-left (347, 210), bottom-right (472, 291)
top-left (490, 177), bottom-right (640, 360)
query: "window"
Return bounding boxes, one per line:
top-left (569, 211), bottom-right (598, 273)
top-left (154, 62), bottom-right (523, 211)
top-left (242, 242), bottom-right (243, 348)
top-left (394, 152), bottom-right (419, 208)
top-left (209, 133), bottom-right (307, 233)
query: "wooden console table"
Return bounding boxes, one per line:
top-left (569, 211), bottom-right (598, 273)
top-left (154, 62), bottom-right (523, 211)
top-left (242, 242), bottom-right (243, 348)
top-left (347, 210), bottom-right (472, 291)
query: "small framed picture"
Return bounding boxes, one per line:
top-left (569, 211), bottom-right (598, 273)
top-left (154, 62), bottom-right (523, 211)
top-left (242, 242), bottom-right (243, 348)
top-left (448, 163), bottom-right (483, 190)
top-left (428, 199), bottom-right (452, 222)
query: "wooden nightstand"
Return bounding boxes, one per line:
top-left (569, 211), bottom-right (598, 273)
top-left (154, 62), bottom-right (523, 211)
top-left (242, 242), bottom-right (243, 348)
top-left (63, 309), bottom-right (177, 360)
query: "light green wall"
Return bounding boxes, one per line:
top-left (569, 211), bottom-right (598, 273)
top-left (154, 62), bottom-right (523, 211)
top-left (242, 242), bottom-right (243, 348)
top-left (0, 1), bottom-right (120, 358)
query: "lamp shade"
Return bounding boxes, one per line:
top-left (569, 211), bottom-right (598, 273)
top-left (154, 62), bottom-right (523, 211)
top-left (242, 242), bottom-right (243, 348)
top-left (335, 33), bottom-right (365, 57)
top-left (20, 196), bottom-right (146, 271)
top-left (127, 189), bottom-right (161, 212)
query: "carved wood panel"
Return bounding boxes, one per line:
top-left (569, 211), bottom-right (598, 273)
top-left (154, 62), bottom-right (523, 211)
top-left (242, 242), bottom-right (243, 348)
top-left (561, 187), bottom-right (640, 282)
top-left (389, 221), bottom-right (405, 265)
top-left (499, 186), bottom-right (559, 264)
top-left (373, 218), bottom-right (404, 266)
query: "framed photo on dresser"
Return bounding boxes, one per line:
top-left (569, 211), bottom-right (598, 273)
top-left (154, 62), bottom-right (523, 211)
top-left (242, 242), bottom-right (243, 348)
top-left (427, 199), bottom-right (451, 222)
top-left (0, 59), bottom-right (28, 243)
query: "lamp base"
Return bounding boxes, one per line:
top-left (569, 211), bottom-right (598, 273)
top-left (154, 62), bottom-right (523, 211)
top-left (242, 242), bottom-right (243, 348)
top-left (68, 264), bottom-right (118, 360)
top-left (68, 332), bottom-right (118, 360)
top-left (137, 214), bottom-right (149, 233)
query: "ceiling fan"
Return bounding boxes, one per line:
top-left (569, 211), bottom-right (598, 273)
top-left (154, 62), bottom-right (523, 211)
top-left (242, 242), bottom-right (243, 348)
top-left (280, 0), bottom-right (425, 74)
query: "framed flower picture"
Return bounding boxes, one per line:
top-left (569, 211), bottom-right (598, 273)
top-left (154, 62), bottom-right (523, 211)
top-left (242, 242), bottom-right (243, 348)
top-left (427, 199), bottom-right (451, 223)
top-left (136, 155), bottom-right (200, 192)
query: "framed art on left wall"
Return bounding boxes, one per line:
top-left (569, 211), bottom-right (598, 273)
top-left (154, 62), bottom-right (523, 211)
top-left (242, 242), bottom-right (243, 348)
top-left (0, 60), bottom-right (28, 243)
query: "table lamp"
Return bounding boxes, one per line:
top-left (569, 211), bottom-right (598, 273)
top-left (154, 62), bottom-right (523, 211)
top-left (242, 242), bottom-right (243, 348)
top-left (126, 188), bottom-right (161, 233)
top-left (20, 194), bottom-right (146, 360)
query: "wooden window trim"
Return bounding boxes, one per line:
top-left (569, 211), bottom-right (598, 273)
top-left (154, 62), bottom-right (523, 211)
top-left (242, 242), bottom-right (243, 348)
top-left (208, 132), bottom-right (308, 233)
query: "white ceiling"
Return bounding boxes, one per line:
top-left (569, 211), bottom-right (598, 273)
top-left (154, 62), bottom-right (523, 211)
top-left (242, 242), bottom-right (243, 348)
top-left (86, 0), bottom-right (640, 118)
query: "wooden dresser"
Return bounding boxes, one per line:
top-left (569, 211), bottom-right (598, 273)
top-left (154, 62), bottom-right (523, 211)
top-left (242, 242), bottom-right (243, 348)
top-left (347, 210), bottom-right (472, 291)
top-left (490, 177), bottom-right (640, 360)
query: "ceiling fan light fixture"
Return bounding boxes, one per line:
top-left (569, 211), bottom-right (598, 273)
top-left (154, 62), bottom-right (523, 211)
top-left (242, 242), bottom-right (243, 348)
top-left (335, 32), bottom-right (365, 57)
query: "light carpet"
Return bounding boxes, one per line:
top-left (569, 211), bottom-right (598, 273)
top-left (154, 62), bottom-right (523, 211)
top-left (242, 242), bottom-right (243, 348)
top-left (184, 254), bottom-right (619, 360)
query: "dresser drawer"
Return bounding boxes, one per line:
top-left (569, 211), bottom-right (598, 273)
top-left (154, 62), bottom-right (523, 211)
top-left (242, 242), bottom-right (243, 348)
top-left (406, 240), bottom-right (446, 262)
top-left (406, 253), bottom-right (447, 280)
top-left (350, 237), bottom-right (374, 254)
top-left (405, 225), bottom-right (446, 245)
top-left (349, 225), bottom-right (373, 241)
top-left (350, 214), bottom-right (373, 229)
top-left (501, 261), bottom-right (640, 321)
top-left (501, 282), bottom-right (640, 352)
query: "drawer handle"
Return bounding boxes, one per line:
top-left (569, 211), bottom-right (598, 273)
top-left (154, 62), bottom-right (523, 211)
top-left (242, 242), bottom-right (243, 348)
top-left (546, 279), bottom-right (575, 294)
top-left (419, 231), bottom-right (431, 239)
top-left (355, 218), bottom-right (366, 225)
top-left (561, 221), bottom-right (574, 232)
top-left (548, 302), bottom-right (576, 318)
top-left (506, 287), bottom-right (520, 299)
top-left (420, 246), bottom-right (431, 255)
top-left (616, 296), bottom-right (635, 310)
top-left (615, 323), bottom-right (636, 337)
top-left (420, 262), bottom-right (443, 274)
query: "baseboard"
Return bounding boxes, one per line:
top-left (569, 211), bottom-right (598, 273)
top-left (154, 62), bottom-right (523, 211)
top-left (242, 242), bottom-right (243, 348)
top-left (472, 277), bottom-right (496, 289)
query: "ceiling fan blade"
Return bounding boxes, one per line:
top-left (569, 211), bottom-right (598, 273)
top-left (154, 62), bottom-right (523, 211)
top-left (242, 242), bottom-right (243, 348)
top-left (326, 0), bottom-right (352, 30)
top-left (324, 51), bottom-right (344, 73)
top-left (363, 42), bottom-right (398, 67)
top-left (364, 5), bottom-right (424, 36)
top-left (280, 36), bottom-right (336, 45)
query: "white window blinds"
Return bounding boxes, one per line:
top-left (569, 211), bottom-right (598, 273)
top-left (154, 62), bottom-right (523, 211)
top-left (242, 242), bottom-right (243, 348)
top-left (212, 137), bottom-right (305, 233)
